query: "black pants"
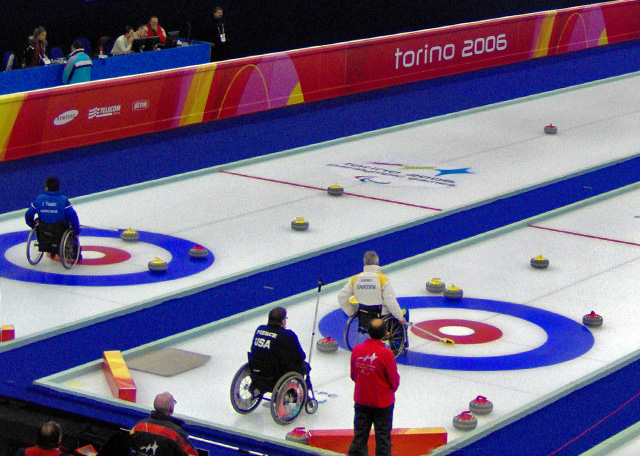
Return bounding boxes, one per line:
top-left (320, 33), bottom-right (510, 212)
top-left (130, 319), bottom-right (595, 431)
top-left (348, 403), bottom-right (394, 456)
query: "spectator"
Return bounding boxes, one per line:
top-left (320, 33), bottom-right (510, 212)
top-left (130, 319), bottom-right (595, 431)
top-left (250, 306), bottom-right (309, 377)
top-left (22, 26), bottom-right (48, 68)
top-left (144, 16), bottom-right (166, 44)
top-left (15, 421), bottom-right (70, 456)
top-left (111, 26), bottom-right (134, 55)
top-left (133, 24), bottom-right (147, 39)
top-left (348, 318), bottom-right (400, 456)
top-left (62, 40), bottom-right (92, 84)
top-left (209, 6), bottom-right (227, 61)
top-left (130, 392), bottom-right (199, 456)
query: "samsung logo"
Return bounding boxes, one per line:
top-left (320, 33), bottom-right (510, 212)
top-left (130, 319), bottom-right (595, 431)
top-left (53, 110), bottom-right (79, 126)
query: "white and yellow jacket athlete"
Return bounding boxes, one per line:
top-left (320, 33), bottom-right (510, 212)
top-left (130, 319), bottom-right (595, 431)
top-left (338, 251), bottom-right (407, 325)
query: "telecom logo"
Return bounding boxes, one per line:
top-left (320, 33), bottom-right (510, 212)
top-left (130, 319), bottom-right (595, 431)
top-left (327, 161), bottom-right (473, 188)
top-left (53, 110), bottom-right (79, 126)
top-left (132, 100), bottom-right (149, 111)
top-left (88, 104), bottom-right (121, 119)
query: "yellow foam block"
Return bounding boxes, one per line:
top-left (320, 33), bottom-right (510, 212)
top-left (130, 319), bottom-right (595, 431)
top-left (102, 351), bottom-right (136, 402)
top-left (1, 325), bottom-right (15, 342)
top-left (307, 427), bottom-right (447, 455)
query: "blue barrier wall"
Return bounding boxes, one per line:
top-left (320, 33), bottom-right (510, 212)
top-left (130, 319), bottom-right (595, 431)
top-left (0, 41), bottom-right (210, 96)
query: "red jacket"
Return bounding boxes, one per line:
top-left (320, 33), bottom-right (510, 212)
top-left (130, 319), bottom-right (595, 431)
top-left (146, 24), bottom-right (167, 43)
top-left (21, 448), bottom-right (65, 456)
top-left (350, 338), bottom-right (400, 408)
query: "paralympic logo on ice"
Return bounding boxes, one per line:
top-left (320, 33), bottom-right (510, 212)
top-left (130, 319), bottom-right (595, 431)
top-left (327, 161), bottom-right (474, 187)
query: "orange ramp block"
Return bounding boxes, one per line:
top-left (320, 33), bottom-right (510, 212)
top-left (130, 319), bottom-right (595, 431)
top-left (102, 350), bottom-right (136, 402)
top-left (307, 427), bottom-right (447, 455)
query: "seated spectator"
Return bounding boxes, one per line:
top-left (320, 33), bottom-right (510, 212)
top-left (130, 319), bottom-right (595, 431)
top-left (15, 421), bottom-right (71, 456)
top-left (22, 27), bottom-right (49, 68)
top-left (144, 16), bottom-right (166, 44)
top-left (62, 41), bottom-right (92, 84)
top-left (111, 26), bottom-right (134, 55)
top-left (130, 392), bottom-right (198, 456)
top-left (133, 24), bottom-right (147, 39)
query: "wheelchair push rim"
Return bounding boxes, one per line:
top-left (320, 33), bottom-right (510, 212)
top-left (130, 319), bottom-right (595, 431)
top-left (60, 229), bottom-right (80, 269)
top-left (26, 226), bottom-right (44, 265)
top-left (344, 313), bottom-right (368, 352)
top-left (270, 372), bottom-right (307, 425)
top-left (344, 312), bottom-right (407, 358)
top-left (230, 363), bottom-right (263, 414)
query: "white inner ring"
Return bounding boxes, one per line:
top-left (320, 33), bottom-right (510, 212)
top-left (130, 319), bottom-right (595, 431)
top-left (438, 326), bottom-right (475, 336)
top-left (82, 250), bottom-right (107, 259)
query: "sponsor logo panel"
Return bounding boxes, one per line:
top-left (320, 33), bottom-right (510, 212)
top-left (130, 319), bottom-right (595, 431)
top-left (53, 110), bottom-right (79, 126)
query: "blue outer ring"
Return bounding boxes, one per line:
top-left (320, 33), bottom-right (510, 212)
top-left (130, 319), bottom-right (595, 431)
top-left (0, 228), bottom-right (214, 286)
top-left (318, 296), bottom-right (595, 371)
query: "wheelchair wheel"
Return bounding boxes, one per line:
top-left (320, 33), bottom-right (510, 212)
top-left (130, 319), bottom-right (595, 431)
top-left (26, 226), bottom-right (44, 265)
top-left (344, 313), bottom-right (369, 352)
top-left (230, 363), bottom-right (263, 414)
top-left (305, 397), bottom-right (318, 414)
top-left (271, 372), bottom-right (307, 425)
top-left (60, 229), bottom-right (80, 269)
top-left (384, 317), bottom-right (407, 358)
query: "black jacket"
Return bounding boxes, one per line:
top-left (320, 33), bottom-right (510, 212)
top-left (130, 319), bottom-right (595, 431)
top-left (130, 411), bottom-right (198, 456)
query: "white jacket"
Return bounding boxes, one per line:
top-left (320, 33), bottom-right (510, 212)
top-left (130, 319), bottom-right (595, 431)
top-left (337, 265), bottom-right (404, 320)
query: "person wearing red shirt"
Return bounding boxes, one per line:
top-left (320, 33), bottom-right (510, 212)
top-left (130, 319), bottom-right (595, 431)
top-left (15, 421), bottom-right (70, 456)
top-left (348, 318), bottom-right (400, 456)
top-left (144, 16), bottom-right (166, 44)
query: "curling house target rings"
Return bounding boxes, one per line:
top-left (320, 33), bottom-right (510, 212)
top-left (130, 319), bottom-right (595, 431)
top-left (318, 296), bottom-right (594, 371)
top-left (0, 228), bottom-right (214, 286)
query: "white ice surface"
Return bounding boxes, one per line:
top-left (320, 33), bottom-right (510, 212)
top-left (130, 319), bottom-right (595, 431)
top-left (3, 71), bottom-right (640, 454)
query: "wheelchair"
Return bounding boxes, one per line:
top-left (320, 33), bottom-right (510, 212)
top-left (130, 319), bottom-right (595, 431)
top-left (26, 221), bottom-right (80, 269)
top-left (343, 304), bottom-right (407, 358)
top-left (230, 353), bottom-right (318, 426)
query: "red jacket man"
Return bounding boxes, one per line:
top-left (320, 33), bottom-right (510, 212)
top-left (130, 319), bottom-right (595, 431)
top-left (349, 318), bottom-right (400, 456)
top-left (145, 16), bottom-right (166, 43)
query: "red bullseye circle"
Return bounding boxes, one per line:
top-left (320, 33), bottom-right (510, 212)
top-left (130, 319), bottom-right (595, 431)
top-left (50, 246), bottom-right (131, 266)
top-left (411, 319), bottom-right (502, 345)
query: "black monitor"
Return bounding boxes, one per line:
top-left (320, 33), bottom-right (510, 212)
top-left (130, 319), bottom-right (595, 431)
top-left (164, 31), bottom-right (180, 49)
top-left (131, 36), bottom-right (160, 52)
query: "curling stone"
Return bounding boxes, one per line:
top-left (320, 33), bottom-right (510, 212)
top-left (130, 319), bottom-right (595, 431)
top-left (544, 124), bottom-right (558, 134)
top-left (327, 184), bottom-right (344, 196)
top-left (285, 427), bottom-right (309, 445)
top-left (291, 217), bottom-right (309, 231)
top-left (189, 244), bottom-right (209, 259)
top-left (120, 228), bottom-right (139, 242)
top-left (469, 396), bottom-right (493, 416)
top-left (317, 336), bottom-right (339, 353)
top-left (583, 311), bottom-right (603, 328)
top-left (453, 411), bottom-right (477, 431)
top-left (148, 257), bottom-right (168, 272)
top-left (530, 255), bottom-right (549, 269)
top-left (444, 284), bottom-right (463, 300)
top-left (426, 278), bottom-right (446, 294)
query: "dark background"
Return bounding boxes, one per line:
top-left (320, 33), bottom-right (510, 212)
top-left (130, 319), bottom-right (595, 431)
top-left (0, 0), bottom-right (603, 61)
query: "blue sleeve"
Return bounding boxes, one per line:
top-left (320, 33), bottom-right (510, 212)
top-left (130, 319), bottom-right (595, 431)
top-left (62, 57), bottom-right (73, 84)
top-left (25, 204), bottom-right (36, 228)
top-left (65, 205), bottom-right (80, 234)
top-left (288, 330), bottom-right (306, 363)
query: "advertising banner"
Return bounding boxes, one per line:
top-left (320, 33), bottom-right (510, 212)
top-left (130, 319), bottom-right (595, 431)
top-left (1, 0), bottom-right (638, 162)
